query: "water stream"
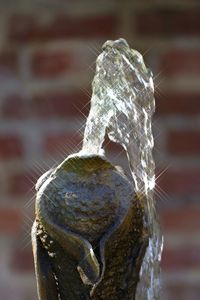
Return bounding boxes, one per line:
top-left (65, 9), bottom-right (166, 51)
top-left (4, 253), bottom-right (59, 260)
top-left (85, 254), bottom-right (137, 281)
top-left (81, 38), bottom-right (163, 299)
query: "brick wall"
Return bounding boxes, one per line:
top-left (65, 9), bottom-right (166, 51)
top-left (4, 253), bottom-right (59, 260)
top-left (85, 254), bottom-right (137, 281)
top-left (0, 1), bottom-right (199, 299)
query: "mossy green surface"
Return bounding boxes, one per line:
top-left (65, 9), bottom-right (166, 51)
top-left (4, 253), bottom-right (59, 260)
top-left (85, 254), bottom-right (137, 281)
top-left (56, 155), bottom-right (114, 176)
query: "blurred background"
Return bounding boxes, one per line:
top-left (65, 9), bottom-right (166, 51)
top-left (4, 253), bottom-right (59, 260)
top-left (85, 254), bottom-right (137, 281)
top-left (0, 0), bottom-right (200, 299)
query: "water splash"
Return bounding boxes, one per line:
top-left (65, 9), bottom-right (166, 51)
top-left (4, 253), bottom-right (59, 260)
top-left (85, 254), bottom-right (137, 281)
top-left (82, 38), bottom-right (163, 299)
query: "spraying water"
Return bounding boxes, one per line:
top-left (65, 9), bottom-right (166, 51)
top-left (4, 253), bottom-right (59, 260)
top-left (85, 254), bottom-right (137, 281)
top-left (81, 38), bottom-right (163, 299)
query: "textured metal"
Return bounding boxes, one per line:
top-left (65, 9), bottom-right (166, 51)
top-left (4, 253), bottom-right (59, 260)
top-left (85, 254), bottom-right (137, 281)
top-left (32, 154), bottom-right (148, 299)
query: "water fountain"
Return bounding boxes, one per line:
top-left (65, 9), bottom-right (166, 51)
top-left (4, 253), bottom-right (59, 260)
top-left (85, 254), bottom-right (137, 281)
top-left (32, 38), bottom-right (163, 300)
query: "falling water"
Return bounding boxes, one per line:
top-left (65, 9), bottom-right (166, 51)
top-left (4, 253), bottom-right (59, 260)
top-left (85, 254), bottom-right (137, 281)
top-left (81, 38), bottom-right (163, 299)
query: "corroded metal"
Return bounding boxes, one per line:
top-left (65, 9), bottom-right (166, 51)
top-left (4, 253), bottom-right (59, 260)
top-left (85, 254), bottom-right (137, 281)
top-left (32, 154), bottom-right (148, 299)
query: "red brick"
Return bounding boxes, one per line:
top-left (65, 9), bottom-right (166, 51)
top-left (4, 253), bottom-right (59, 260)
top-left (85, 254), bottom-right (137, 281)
top-left (164, 284), bottom-right (200, 300)
top-left (9, 14), bottom-right (117, 42)
top-left (9, 15), bottom-right (39, 42)
top-left (103, 135), bottom-right (126, 153)
top-left (155, 92), bottom-right (200, 115)
top-left (162, 246), bottom-right (200, 271)
top-left (44, 14), bottom-right (118, 40)
top-left (0, 50), bottom-right (18, 77)
top-left (160, 205), bottom-right (200, 232)
top-left (160, 49), bottom-right (200, 76)
top-left (32, 91), bottom-right (90, 117)
top-left (135, 9), bottom-right (200, 36)
top-left (135, 10), bottom-right (164, 36)
top-left (168, 131), bottom-right (200, 155)
top-left (157, 169), bottom-right (200, 196)
top-left (32, 51), bottom-right (72, 78)
top-left (44, 133), bottom-right (82, 156)
top-left (1, 94), bottom-right (29, 119)
top-left (8, 171), bottom-right (37, 196)
top-left (10, 247), bottom-right (34, 272)
top-left (0, 208), bottom-right (22, 234)
top-left (0, 135), bottom-right (23, 159)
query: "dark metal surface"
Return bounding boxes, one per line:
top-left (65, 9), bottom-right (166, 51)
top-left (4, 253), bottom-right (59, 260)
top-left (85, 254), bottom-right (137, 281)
top-left (32, 154), bottom-right (148, 299)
